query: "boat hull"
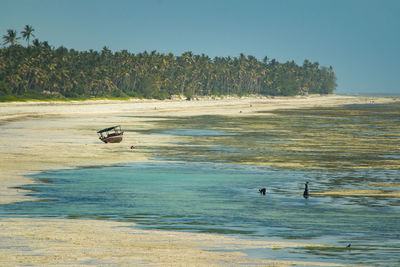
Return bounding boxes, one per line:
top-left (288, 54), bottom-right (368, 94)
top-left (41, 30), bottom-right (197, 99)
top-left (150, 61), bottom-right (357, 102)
top-left (101, 135), bottom-right (123, 143)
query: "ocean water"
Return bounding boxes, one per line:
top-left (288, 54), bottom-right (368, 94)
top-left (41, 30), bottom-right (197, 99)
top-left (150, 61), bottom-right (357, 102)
top-left (2, 102), bottom-right (400, 265)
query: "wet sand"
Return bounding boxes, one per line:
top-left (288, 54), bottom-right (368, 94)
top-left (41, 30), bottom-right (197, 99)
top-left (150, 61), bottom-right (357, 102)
top-left (312, 189), bottom-right (400, 197)
top-left (0, 94), bottom-right (397, 266)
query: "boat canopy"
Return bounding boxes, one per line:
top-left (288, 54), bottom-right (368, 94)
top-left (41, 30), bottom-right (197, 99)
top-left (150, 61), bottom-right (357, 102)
top-left (97, 125), bottom-right (122, 134)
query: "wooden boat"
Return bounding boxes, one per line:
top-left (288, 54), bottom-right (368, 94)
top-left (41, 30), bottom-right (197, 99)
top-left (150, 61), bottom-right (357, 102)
top-left (97, 125), bottom-right (124, 143)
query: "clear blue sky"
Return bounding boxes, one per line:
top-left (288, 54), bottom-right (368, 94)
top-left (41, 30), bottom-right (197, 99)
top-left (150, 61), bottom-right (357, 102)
top-left (1, 0), bottom-right (399, 95)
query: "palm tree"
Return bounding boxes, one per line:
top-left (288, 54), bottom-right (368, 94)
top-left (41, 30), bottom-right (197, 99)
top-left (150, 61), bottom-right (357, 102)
top-left (21, 25), bottom-right (35, 47)
top-left (2, 29), bottom-right (20, 46)
top-left (32, 38), bottom-right (41, 47)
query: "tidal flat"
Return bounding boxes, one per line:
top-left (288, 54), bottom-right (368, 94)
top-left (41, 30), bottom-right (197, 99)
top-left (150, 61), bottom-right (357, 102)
top-left (1, 95), bottom-right (399, 266)
top-left (131, 102), bottom-right (400, 265)
top-left (145, 103), bottom-right (400, 171)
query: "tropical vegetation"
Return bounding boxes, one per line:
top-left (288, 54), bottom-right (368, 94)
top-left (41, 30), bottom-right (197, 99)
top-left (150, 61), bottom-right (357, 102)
top-left (1, 25), bottom-right (337, 101)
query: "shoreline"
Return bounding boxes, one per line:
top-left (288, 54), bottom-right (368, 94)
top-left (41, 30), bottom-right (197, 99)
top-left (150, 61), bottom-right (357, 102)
top-left (2, 94), bottom-right (386, 205)
top-left (1, 94), bottom-right (398, 266)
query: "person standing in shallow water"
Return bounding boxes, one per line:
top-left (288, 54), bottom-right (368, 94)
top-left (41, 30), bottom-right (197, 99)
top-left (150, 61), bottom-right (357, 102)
top-left (303, 182), bottom-right (309, 198)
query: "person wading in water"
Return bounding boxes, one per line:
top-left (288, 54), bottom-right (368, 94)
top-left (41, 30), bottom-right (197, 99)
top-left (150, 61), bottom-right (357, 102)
top-left (303, 182), bottom-right (310, 199)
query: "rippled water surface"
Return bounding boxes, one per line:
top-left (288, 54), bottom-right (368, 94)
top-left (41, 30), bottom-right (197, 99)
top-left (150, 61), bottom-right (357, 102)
top-left (2, 102), bottom-right (400, 266)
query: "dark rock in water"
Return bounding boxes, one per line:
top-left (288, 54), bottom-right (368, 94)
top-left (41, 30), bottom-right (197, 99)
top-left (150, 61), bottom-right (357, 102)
top-left (259, 188), bottom-right (266, 195)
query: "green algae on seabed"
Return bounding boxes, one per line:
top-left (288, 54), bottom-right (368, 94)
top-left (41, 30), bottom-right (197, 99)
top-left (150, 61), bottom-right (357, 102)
top-left (131, 102), bottom-right (400, 204)
top-left (3, 101), bottom-right (400, 266)
top-left (138, 103), bottom-right (400, 170)
top-left (301, 245), bottom-right (374, 256)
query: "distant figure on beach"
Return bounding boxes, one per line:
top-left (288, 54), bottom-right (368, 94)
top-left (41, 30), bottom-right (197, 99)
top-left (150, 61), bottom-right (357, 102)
top-left (259, 188), bottom-right (266, 195)
top-left (303, 182), bottom-right (309, 198)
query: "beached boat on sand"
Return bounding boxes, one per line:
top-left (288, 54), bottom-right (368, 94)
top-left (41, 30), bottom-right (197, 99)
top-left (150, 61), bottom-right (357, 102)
top-left (97, 125), bottom-right (124, 143)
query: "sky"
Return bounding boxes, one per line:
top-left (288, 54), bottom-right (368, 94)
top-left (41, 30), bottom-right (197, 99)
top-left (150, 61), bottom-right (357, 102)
top-left (1, 0), bottom-right (399, 95)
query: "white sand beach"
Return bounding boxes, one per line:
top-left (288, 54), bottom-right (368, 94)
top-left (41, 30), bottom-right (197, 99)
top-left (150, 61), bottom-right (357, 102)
top-left (0, 94), bottom-right (396, 266)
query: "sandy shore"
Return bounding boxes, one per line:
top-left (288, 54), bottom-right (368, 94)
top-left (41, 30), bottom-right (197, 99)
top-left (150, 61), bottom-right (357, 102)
top-left (0, 94), bottom-right (397, 266)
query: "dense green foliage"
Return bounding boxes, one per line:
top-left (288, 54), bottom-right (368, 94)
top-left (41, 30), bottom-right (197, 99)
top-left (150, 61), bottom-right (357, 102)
top-left (1, 27), bottom-right (337, 101)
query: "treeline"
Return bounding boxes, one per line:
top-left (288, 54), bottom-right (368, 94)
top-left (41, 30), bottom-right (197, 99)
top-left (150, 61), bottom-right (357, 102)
top-left (1, 26), bottom-right (336, 100)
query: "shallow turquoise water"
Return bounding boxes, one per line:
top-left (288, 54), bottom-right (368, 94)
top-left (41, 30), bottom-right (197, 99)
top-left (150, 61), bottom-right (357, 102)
top-left (2, 102), bottom-right (400, 265)
top-left (2, 162), bottom-right (400, 265)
